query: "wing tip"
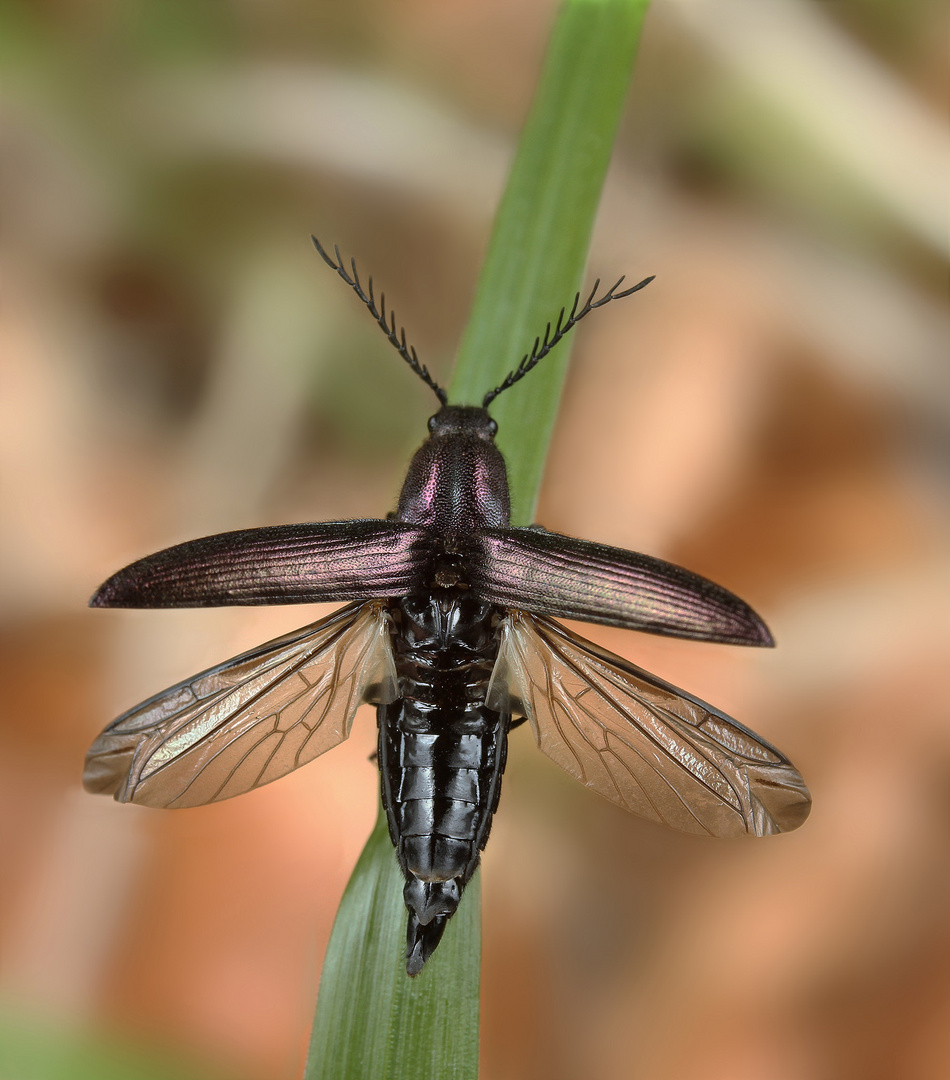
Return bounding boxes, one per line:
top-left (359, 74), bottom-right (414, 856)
top-left (723, 593), bottom-right (774, 648)
top-left (744, 610), bottom-right (775, 648)
top-left (89, 562), bottom-right (208, 608)
top-left (753, 772), bottom-right (812, 835)
top-left (89, 569), bottom-right (151, 608)
top-left (89, 577), bottom-right (121, 608)
top-left (82, 746), bottom-right (130, 799)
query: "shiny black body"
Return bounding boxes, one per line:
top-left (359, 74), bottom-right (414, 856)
top-left (379, 592), bottom-right (507, 972)
top-left (382, 407), bottom-right (511, 972)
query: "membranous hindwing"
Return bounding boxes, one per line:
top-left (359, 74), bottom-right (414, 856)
top-left (489, 611), bottom-right (810, 837)
top-left (84, 602), bottom-right (395, 808)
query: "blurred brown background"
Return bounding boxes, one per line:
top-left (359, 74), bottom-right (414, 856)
top-left (2, 1), bottom-right (948, 1078)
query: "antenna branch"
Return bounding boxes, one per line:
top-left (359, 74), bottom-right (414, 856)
top-left (482, 274), bottom-right (655, 407)
top-left (312, 237), bottom-right (447, 405)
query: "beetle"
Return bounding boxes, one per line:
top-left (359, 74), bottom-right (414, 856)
top-left (84, 239), bottom-right (811, 975)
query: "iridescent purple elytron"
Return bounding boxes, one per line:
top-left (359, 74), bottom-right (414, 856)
top-left (84, 241), bottom-right (811, 974)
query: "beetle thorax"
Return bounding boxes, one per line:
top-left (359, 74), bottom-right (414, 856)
top-left (394, 406), bottom-right (510, 532)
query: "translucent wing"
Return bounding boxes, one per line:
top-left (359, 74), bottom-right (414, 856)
top-left (84, 601), bottom-right (396, 808)
top-left (490, 612), bottom-right (810, 837)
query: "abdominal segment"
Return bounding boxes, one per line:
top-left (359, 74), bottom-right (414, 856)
top-left (378, 593), bottom-right (509, 975)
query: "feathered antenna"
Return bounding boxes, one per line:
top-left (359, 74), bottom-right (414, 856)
top-left (481, 274), bottom-right (655, 407)
top-left (312, 237), bottom-right (448, 405)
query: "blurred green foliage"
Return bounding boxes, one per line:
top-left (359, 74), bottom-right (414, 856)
top-left (0, 1010), bottom-right (240, 1080)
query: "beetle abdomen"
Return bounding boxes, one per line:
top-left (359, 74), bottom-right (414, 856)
top-left (378, 591), bottom-right (509, 974)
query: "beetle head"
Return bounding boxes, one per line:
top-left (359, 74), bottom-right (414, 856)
top-left (427, 406), bottom-right (498, 441)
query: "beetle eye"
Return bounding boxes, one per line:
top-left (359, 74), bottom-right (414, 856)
top-left (487, 419), bottom-right (498, 437)
top-left (427, 415), bottom-right (438, 432)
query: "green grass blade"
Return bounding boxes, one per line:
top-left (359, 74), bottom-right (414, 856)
top-left (307, 2), bottom-right (650, 1077)
top-left (451, 0), bottom-right (652, 526)
top-left (304, 808), bottom-right (480, 1080)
